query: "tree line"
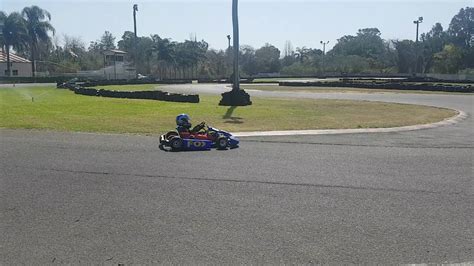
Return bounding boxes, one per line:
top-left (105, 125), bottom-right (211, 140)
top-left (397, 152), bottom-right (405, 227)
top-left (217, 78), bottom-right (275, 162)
top-left (1, 6), bottom-right (472, 79)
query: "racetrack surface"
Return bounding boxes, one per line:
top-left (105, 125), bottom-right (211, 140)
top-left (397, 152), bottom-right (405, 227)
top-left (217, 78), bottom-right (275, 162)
top-left (1, 85), bottom-right (473, 264)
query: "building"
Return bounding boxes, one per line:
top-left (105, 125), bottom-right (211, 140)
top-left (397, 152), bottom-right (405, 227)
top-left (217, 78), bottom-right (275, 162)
top-left (0, 52), bottom-right (32, 77)
top-left (102, 49), bottom-right (136, 80)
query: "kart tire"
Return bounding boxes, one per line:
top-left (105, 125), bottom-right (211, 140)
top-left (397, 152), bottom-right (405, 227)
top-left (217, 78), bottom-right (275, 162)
top-left (165, 131), bottom-right (179, 140)
top-left (216, 136), bottom-right (228, 150)
top-left (170, 137), bottom-right (183, 151)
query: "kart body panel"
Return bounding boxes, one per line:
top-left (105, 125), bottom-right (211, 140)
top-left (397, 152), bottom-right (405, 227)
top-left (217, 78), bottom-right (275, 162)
top-left (159, 123), bottom-right (239, 151)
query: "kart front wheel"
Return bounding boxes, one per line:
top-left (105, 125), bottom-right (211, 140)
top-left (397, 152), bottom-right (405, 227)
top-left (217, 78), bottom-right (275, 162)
top-left (170, 137), bottom-right (183, 151)
top-left (216, 137), bottom-right (228, 150)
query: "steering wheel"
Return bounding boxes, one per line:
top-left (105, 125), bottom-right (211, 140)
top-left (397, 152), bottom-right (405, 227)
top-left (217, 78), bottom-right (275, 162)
top-left (191, 122), bottom-right (207, 133)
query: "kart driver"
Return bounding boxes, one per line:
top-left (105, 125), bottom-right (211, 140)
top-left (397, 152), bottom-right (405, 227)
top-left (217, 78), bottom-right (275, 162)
top-left (176, 114), bottom-right (192, 133)
top-left (176, 114), bottom-right (206, 134)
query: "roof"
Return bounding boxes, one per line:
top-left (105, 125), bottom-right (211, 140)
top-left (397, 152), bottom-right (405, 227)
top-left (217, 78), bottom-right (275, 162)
top-left (0, 52), bottom-right (31, 63)
top-left (103, 49), bottom-right (127, 55)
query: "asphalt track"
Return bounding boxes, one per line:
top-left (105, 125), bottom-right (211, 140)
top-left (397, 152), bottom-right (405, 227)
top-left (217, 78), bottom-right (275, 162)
top-left (1, 84), bottom-right (473, 264)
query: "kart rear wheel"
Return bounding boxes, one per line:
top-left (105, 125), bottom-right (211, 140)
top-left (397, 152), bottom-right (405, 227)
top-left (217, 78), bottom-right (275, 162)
top-left (170, 137), bottom-right (183, 151)
top-left (216, 136), bottom-right (228, 150)
top-left (165, 131), bottom-right (179, 140)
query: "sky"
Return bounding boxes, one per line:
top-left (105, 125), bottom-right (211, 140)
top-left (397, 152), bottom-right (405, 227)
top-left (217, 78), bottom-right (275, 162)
top-left (1, 0), bottom-right (471, 52)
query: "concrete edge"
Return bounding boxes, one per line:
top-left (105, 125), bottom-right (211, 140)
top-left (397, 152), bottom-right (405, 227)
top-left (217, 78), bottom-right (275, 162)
top-left (233, 110), bottom-right (468, 137)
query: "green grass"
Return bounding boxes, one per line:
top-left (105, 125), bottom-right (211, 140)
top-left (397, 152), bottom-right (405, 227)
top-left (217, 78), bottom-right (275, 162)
top-left (243, 85), bottom-right (466, 94)
top-left (0, 86), bottom-right (456, 135)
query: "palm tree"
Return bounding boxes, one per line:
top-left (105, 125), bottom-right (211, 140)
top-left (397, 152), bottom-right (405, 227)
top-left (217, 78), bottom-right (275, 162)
top-left (0, 12), bottom-right (28, 77)
top-left (0, 12), bottom-right (5, 51)
top-left (231, 0), bottom-right (240, 91)
top-left (22, 6), bottom-right (55, 77)
top-left (219, 0), bottom-right (251, 106)
top-left (295, 47), bottom-right (310, 63)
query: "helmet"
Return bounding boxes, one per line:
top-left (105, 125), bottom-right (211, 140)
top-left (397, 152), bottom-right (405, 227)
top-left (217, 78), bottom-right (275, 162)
top-left (176, 114), bottom-right (191, 126)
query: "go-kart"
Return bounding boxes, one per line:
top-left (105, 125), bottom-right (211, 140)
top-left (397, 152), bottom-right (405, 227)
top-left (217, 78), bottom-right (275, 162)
top-left (159, 122), bottom-right (239, 151)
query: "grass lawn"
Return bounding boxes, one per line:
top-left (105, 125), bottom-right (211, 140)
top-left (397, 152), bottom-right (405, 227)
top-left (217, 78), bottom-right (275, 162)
top-left (0, 86), bottom-right (456, 135)
top-left (243, 85), bottom-right (467, 94)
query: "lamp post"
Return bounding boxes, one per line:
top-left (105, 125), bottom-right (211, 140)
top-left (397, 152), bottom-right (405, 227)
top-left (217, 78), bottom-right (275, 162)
top-left (227, 35), bottom-right (231, 50)
top-left (413, 16), bottom-right (423, 74)
top-left (413, 16), bottom-right (423, 43)
top-left (320, 40), bottom-right (329, 75)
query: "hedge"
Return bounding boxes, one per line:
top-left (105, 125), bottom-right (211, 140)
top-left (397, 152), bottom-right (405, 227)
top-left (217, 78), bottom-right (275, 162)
top-left (279, 81), bottom-right (473, 93)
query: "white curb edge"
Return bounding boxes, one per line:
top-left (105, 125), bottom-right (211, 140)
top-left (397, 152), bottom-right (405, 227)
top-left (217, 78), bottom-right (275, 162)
top-left (233, 110), bottom-right (468, 137)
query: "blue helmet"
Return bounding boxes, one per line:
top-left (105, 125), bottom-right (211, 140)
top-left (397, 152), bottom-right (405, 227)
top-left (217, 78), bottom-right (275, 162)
top-left (176, 114), bottom-right (191, 126)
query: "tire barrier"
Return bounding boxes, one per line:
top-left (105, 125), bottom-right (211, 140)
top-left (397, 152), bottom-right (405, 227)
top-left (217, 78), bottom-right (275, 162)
top-left (197, 78), bottom-right (254, 84)
top-left (279, 81), bottom-right (473, 93)
top-left (81, 79), bottom-right (192, 87)
top-left (57, 82), bottom-right (199, 103)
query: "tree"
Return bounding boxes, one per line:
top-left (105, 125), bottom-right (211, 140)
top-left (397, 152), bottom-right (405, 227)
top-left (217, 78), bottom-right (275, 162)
top-left (394, 40), bottom-right (416, 73)
top-left (22, 6), bottom-right (55, 77)
top-left (432, 44), bottom-right (463, 73)
top-left (420, 23), bottom-right (448, 72)
top-left (448, 7), bottom-right (473, 48)
top-left (294, 46), bottom-right (310, 63)
top-left (231, 0), bottom-right (240, 91)
top-left (240, 45), bottom-right (257, 76)
top-left (219, 0), bottom-right (251, 106)
top-left (255, 43), bottom-right (281, 73)
top-left (149, 35), bottom-right (176, 79)
top-left (331, 28), bottom-right (385, 59)
top-left (283, 40), bottom-right (294, 58)
top-left (0, 12), bottom-right (28, 76)
top-left (99, 31), bottom-right (116, 51)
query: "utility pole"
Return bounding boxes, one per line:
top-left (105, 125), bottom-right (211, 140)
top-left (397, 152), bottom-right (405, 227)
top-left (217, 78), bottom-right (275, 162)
top-left (133, 4), bottom-right (138, 78)
top-left (227, 35), bottom-right (231, 50)
top-left (320, 41), bottom-right (329, 75)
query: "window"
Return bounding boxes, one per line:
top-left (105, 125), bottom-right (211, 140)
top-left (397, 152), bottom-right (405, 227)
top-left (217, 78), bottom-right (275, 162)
top-left (4, 70), bottom-right (7, 76)
top-left (12, 70), bottom-right (18, 76)
top-left (115, 56), bottom-right (124, 62)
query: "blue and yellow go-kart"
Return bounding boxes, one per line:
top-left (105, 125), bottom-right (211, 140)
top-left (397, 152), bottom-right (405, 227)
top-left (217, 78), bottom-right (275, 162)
top-left (159, 122), bottom-right (239, 151)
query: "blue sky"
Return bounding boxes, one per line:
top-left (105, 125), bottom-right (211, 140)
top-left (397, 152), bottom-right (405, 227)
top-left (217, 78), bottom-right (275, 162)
top-left (2, 0), bottom-right (471, 52)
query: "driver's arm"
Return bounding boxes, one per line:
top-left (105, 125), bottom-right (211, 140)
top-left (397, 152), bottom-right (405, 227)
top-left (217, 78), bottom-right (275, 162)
top-left (191, 122), bottom-right (206, 133)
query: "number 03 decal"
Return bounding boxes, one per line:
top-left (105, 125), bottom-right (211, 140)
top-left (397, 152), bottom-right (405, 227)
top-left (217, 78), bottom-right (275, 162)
top-left (188, 141), bottom-right (206, 148)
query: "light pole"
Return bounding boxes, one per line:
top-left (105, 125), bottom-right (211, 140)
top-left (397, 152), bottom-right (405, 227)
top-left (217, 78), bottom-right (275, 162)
top-left (227, 35), bottom-right (231, 50)
top-left (413, 16), bottom-right (423, 73)
top-left (320, 41), bottom-right (329, 75)
top-left (413, 16), bottom-right (423, 43)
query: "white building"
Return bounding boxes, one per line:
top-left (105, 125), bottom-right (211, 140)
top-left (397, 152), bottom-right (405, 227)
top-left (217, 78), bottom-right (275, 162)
top-left (0, 52), bottom-right (32, 77)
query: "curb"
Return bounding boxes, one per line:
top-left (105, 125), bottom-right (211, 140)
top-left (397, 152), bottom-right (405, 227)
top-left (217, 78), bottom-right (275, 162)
top-left (233, 110), bottom-right (467, 137)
